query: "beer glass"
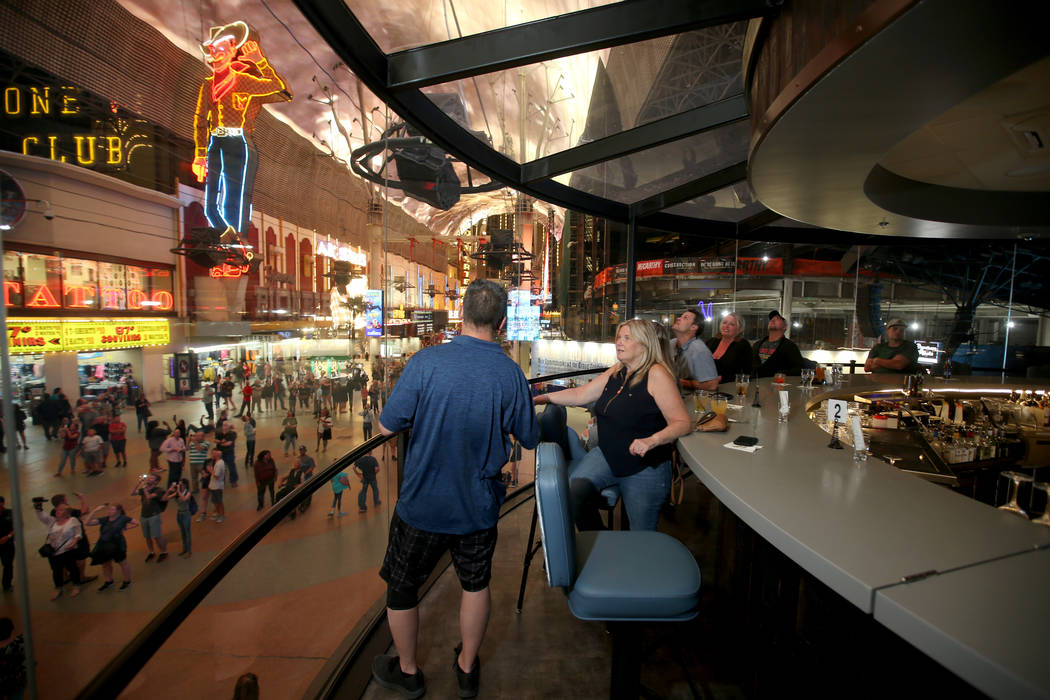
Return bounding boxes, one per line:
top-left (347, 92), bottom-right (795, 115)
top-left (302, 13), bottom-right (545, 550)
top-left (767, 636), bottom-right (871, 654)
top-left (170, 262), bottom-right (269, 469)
top-left (735, 373), bottom-right (750, 400)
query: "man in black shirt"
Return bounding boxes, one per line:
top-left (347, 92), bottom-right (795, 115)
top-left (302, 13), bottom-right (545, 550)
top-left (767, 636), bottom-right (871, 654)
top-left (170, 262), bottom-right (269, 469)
top-left (753, 310), bottom-right (805, 377)
top-left (131, 475), bottom-right (169, 562)
top-left (0, 498), bottom-right (14, 591)
top-left (354, 451), bottom-right (381, 513)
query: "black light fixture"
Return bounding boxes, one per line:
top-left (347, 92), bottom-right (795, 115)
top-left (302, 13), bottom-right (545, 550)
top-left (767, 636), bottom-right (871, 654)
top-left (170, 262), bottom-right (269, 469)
top-left (470, 228), bottom-right (534, 272)
top-left (171, 226), bottom-right (260, 270)
top-left (349, 94), bottom-right (502, 210)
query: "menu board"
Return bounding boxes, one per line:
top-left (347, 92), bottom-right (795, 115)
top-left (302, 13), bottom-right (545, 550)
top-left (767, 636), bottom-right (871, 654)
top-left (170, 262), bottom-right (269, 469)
top-left (7, 318), bottom-right (170, 354)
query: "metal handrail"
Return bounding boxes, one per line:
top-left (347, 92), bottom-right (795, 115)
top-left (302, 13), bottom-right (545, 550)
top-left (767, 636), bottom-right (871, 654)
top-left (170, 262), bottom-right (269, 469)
top-left (76, 367), bottom-right (606, 700)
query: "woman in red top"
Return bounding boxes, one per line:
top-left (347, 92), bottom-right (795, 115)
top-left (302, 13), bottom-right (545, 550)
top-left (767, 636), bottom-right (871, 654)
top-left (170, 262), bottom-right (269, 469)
top-left (109, 414), bottom-right (128, 468)
top-left (56, 418), bottom-right (80, 477)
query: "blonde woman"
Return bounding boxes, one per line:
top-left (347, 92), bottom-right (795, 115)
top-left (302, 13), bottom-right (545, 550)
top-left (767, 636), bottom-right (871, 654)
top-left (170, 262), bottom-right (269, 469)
top-left (534, 319), bottom-right (690, 531)
top-left (705, 312), bottom-right (752, 382)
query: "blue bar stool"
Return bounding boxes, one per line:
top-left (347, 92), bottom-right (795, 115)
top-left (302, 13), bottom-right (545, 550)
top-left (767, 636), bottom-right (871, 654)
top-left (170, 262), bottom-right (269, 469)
top-left (535, 442), bottom-right (701, 699)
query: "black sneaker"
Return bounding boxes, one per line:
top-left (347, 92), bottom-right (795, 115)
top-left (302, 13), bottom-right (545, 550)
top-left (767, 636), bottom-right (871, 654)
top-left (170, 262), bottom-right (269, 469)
top-left (119, 581), bottom-right (131, 591)
top-left (98, 581), bottom-right (114, 592)
top-left (144, 553), bottom-right (155, 563)
top-left (452, 644), bottom-right (479, 698)
top-left (372, 655), bottom-right (425, 699)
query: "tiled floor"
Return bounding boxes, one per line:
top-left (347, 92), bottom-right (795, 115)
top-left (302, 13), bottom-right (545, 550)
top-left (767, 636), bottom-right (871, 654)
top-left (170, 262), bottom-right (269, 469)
top-left (361, 477), bottom-right (748, 700)
top-left (0, 392), bottom-right (398, 699)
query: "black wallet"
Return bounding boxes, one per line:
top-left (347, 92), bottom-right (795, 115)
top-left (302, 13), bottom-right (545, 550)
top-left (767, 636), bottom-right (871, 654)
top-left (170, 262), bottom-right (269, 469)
top-left (733, 435), bottom-right (759, 447)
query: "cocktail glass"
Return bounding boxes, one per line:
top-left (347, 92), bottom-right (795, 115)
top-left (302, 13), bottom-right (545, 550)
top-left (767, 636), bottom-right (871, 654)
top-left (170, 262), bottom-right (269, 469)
top-left (998, 471), bottom-right (1033, 518)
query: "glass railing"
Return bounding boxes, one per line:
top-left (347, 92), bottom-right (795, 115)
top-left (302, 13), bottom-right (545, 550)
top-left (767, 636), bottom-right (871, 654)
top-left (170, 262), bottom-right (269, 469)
top-left (72, 368), bottom-right (604, 700)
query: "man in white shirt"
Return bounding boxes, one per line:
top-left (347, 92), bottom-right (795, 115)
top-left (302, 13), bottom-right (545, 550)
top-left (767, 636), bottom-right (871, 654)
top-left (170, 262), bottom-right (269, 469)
top-left (81, 429), bottom-right (104, 476)
top-left (208, 449), bottom-right (226, 523)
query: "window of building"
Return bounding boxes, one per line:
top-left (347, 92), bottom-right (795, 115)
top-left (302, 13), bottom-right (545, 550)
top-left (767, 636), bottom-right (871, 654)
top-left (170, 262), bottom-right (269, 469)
top-left (99, 262), bottom-right (127, 309)
top-left (61, 258), bottom-right (98, 308)
top-left (3, 252), bottom-right (23, 307)
top-left (22, 253), bottom-right (63, 309)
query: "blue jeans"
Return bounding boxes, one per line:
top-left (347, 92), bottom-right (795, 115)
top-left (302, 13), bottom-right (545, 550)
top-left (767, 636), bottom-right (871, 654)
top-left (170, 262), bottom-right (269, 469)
top-left (282, 433), bottom-right (297, 455)
top-left (176, 510), bottom-right (192, 553)
top-left (358, 476), bottom-right (379, 509)
top-left (137, 413), bottom-right (148, 432)
top-left (568, 446), bottom-right (671, 531)
top-left (57, 448), bottom-right (79, 474)
top-left (204, 134), bottom-right (258, 233)
top-left (222, 451), bottom-right (239, 485)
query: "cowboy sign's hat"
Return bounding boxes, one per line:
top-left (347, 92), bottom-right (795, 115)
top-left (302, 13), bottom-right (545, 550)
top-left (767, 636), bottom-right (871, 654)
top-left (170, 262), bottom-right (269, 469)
top-left (201, 21), bottom-right (250, 54)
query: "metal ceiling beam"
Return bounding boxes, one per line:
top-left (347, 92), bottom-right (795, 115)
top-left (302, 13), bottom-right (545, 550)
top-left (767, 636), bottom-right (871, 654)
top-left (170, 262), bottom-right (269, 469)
top-left (293, 0), bottom-right (631, 221)
top-left (736, 207), bottom-right (783, 236)
top-left (386, 0), bottom-right (778, 91)
top-left (631, 162), bottom-right (747, 219)
top-left (521, 95), bottom-right (748, 183)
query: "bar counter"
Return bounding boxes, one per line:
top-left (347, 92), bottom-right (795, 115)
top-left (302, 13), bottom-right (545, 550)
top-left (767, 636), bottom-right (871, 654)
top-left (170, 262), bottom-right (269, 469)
top-left (675, 375), bottom-right (1050, 699)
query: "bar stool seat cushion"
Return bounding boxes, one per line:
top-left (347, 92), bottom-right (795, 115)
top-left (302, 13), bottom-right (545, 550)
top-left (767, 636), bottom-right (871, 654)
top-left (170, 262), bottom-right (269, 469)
top-left (570, 530), bottom-right (700, 621)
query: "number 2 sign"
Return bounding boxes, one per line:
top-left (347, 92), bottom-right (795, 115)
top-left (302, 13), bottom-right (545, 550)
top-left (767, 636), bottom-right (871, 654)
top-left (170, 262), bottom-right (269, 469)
top-left (827, 399), bottom-right (848, 426)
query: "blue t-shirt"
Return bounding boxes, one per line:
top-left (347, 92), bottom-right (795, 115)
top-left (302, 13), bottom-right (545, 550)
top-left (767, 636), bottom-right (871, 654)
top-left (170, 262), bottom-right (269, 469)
top-left (331, 472), bottom-right (349, 493)
top-left (380, 335), bottom-right (539, 534)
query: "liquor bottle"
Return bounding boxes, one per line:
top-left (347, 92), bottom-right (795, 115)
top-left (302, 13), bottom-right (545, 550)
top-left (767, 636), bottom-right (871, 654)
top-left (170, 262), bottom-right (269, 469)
top-left (944, 359), bottom-right (952, 379)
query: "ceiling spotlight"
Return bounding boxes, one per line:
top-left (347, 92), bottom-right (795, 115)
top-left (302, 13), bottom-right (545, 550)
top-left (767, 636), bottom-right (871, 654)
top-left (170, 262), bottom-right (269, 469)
top-left (1007, 321), bottom-right (1016, 328)
top-left (910, 322), bottom-right (919, 330)
top-left (721, 310), bottom-right (730, 317)
top-left (792, 321), bottom-right (801, 328)
top-left (762, 255), bottom-right (769, 262)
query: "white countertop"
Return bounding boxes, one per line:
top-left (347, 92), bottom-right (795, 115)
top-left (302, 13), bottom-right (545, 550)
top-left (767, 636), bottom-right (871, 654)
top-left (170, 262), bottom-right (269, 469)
top-left (874, 548), bottom-right (1050, 700)
top-left (676, 375), bottom-right (1050, 612)
top-left (676, 375), bottom-right (1050, 698)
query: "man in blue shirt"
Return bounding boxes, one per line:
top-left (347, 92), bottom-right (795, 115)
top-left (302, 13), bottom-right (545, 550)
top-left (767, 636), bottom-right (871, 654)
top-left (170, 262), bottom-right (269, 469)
top-left (372, 279), bottom-right (538, 699)
top-left (670, 308), bottom-right (720, 395)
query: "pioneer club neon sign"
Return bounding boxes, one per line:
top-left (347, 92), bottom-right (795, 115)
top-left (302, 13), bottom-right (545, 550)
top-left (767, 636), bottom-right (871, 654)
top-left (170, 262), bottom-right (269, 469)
top-left (5, 85), bottom-right (135, 168)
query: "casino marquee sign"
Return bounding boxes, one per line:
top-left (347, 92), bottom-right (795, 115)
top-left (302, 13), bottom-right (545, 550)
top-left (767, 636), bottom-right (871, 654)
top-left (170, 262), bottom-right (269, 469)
top-left (7, 318), bottom-right (170, 354)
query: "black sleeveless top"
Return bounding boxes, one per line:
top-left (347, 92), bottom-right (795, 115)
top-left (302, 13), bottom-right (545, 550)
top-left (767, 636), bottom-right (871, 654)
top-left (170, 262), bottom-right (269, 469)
top-left (596, 366), bottom-right (671, 477)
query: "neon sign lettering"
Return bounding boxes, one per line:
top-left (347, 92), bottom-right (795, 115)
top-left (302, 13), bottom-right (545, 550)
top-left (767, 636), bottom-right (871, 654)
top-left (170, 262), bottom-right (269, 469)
top-left (7, 83), bottom-right (136, 169)
top-left (26, 286), bottom-right (61, 308)
top-left (3, 86), bottom-right (79, 116)
top-left (3, 281), bottom-right (22, 306)
top-left (209, 263), bottom-right (250, 279)
top-left (696, 301), bottom-right (714, 321)
top-left (21, 134), bottom-right (123, 166)
top-left (126, 289), bottom-right (174, 311)
top-left (316, 240), bottom-right (366, 266)
top-left (65, 285), bottom-right (95, 308)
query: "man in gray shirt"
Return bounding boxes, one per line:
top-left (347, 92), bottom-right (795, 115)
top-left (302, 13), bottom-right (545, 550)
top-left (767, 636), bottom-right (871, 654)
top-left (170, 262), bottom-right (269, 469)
top-left (670, 309), bottom-right (720, 394)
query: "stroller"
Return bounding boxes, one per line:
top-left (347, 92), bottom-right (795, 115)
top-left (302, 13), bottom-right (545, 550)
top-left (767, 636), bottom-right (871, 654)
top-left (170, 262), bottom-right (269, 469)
top-left (275, 467), bottom-right (312, 519)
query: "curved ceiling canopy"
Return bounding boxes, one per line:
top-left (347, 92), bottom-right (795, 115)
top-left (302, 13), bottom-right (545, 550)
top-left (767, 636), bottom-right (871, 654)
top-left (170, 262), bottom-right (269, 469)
top-left (747, 0), bottom-right (1050, 239)
top-left (118, 0), bottom-right (1048, 241)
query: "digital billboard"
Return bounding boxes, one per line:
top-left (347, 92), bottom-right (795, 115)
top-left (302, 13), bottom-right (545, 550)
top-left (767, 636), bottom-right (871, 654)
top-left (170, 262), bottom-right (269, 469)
top-left (364, 289), bottom-right (383, 338)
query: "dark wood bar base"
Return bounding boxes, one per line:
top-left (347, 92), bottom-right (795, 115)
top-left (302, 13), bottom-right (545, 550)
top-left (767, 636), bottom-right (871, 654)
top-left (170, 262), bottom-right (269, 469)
top-left (696, 486), bottom-right (988, 699)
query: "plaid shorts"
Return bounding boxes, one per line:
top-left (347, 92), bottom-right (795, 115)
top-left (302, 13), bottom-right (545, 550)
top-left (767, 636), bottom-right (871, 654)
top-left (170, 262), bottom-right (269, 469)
top-left (380, 513), bottom-right (498, 595)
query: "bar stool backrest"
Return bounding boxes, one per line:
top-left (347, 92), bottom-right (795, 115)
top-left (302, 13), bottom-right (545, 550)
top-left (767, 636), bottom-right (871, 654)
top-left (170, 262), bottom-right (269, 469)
top-left (535, 442), bottom-right (577, 590)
